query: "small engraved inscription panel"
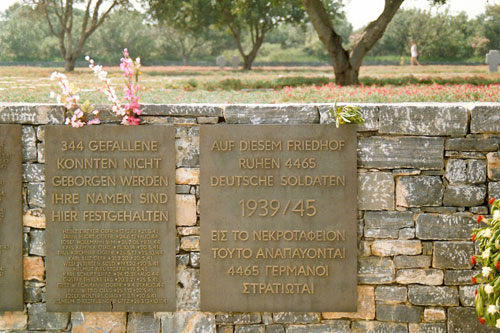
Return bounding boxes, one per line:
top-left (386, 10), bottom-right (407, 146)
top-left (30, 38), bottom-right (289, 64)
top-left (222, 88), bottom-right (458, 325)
top-left (45, 126), bottom-right (176, 312)
top-left (0, 125), bottom-right (23, 310)
top-left (200, 125), bottom-right (357, 312)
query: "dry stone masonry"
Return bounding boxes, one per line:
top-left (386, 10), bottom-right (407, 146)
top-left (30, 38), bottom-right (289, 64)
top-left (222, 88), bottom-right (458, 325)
top-left (1, 102), bottom-right (500, 332)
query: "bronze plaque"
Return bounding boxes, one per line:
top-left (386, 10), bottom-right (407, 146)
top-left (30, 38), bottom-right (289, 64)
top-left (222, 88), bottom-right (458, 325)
top-left (45, 125), bottom-right (176, 312)
top-left (200, 125), bottom-right (357, 312)
top-left (0, 125), bottom-right (23, 310)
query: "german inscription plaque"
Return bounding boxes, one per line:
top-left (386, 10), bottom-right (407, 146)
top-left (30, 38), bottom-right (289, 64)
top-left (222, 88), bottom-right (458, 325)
top-left (200, 125), bottom-right (357, 312)
top-left (0, 125), bottom-right (23, 310)
top-left (45, 126), bottom-right (176, 312)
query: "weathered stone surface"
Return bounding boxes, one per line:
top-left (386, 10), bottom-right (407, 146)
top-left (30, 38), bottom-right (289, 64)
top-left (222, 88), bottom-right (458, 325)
top-left (365, 228), bottom-right (399, 239)
top-left (358, 136), bottom-right (444, 170)
top-left (371, 240), bottom-right (422, 256)
top-left (351, 321), bottom-right (408, 333)
top-left (22, 125), bottom-right (37, 162)
top-left (408, 323), bottom-right (446, 333)
top-left (176, 133), bottom-right (199, 167)
top-left (225, 105), bottom-right (319, 124)
top-left (161, 311), bottom-right (215, 333)
top-left (24, 281), bottom-right (45, 303)
top-left (190, 252), bottom-right (200, 268)
top-left (489, 182), bottom-right (500, 200)
top-left (140, 104), bottom-right (223, 117)
top-left (71, 312), bottom-right (127, 332)
top-left (396, 269), bottom-right (444, 285)
top-left (394, 256), bottom-right (431, 268)
top-left (358, 257), bottom-right (395, 284)
top-left (266, 324), bottom-right (285, 333)
top-left (23, 256), bottom-right (44, 281)
top-left (37, 141), bottom-right (45, 163)
top-left (467, 160), bottom-right (487, 184)
top-left (318, 103), bottom-right (378, 131)
top-left (126, 313), bottom-right (161, 333)
top-left (233, 324), bottom-right (264, 333)
top-left (177, 265), bottom-right (200, 310)
top-left (459, 285), bottom-right (476, 306)
top-left (375, 286), bottom-right (407, 303)
top-left (445, 137), bottom-right (500, 151)
top-left (487, 152), bottom-right (500, 180)
top-left (181, 236), bottom-right (200, 251)
top-left (23, 163), bottom-right (44, 182)
top-left (444, 270), bottom-right (479, 285)
top-left (177, 194), bottom-right (197, 226)
top-left (23, 209), bottom-right (45, 228)
top-left (176, 168), bottom-right (200, 185)
top-left (408, 285), bottom-right (459, 306)
top-left (445, 159), bottom-right (467, 183)
top-left (358, 172), bottom-right (395, 210)
top-left (0, 104), bottom-right (64, 124)
top-left (272, 312), bottom-right (320, 324)
top-left (29, 229), bottom-right (45, 256)
top-left (470, 105), bottom-right (500, 133)
top-left (376, 304), bottom-right (423, 323)
top-left (399, 228), bottom-right (416, 239)
top-left (178, 227), bottom-right (200, 236)
top-left (448, 307), bottom-right (498, 332)
top-left (197, 117), bottom-right (219, 124)
top-left (379, 104), bottom-right (467, 135)
top-left (396, 176), bottom-right (443, 207)
top-left (433, 241), bottom-right (474, 269)
top-left (443, 184), bottom-right (486, 206)
top-left (364, 211), bottom-right (414, 229)
top-left (27, 303), bottom-right (69, 330)
top-left (446, 151), bottom-right (486, 159)
top-left (216, 313), bottom-right (261, 324)
top-left (27, 182), bottom-right (44, 207)
top-left (416, 214), bottom-right (476, 240)
top-left (287, 322), bottom-right (350, 333)
top-left (217, 325), bottom-right (233, 333)
top-left (0, 310), bottom-right (27, 330)
top-left (322, 286), bottom-right (375, 320)
top-left (423, 307), bottom-right (446, 322)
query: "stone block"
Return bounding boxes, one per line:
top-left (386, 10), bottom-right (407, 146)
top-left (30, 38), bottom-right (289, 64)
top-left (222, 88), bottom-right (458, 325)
top-left (470, 105), bottom-right (500, 133)
top-left (399, 228), bottom-right (416, 239)
top-left (176, 195), bottom-right (197, 226)
top-left (71, 312), bottom-right (127, 332)
top-left (364, 211), bottom-right (414, 229)
top-left (288, 323), bottom-right (350, 333)
top-left (180, 236), bottom-right (200, 251)
top-left (445, 159), bottom-right (467, 183)
top-left (22, 163), bottom-right (44, 182)
top-left (266, 324), bottom-right (284, 333)
top-left (423, 307), bottom-right (446, 322)
top-left (396, 176), bottom-right (443, 207)
top-left (459, 285), bottom-right (476, 306)
top-left (318, 103), bottom-right (378, 131)
top-left (215, 313), bottom-right (261, 324)
top-left (408, 323), bottom-right (446, 333)
top-left (376, 304), bottom-right (423, 323)
top-left (176, 168), bottom-right (200, 185)
top-left (0, 104), bottom-right (64, 124)
top-left (141, 104), bottom-right (223, 117)
top-left (358, 257), bottom-right (395, 284)
top-left (394, 256), bottom-right (431, 268)
top-left (445, 137), bottom-right (500, 151)
top-left (160, 311), bottom-right (215, 333)
top-left (433, 241), bottom-right (474, 269)
top-left (225, 105), bottom-right (319, 124)
top-left (177, 265), bottom-right (200, 310)
top-left (351, 321), bottom-right (408, 333)
top-left (443, 184), bottom-right (486, 206)
top-left (0, 310), bottom-right (27, 330)
top-left (27, 303), bottom-right (69, 330)
top-left (197, 117), bottom-right (219, 124)
top-left (396, 269), bottom-right (443, 285)
top-left (489, 182), bottom-right (500, 200)
top-left (379, 104), bottom-right (468, 136)
top-left (358, 136), bottom-right (444, 170)
top-left (444, 270), bottom-right (479, 285)
top-left (487, 152), bottom-right (500, 180)
top-left (468, 160), bottom-right (487, 184)
top-left (23, 209), bottom-right (45, 229)
top-left (272, 312), bottom-right (319, 324)
top-left (29, 229), bottom-right (45, 256)
top-left (371, 240), bottom-right (421, 256)
top-left (22, 125), bottom-right (37, 162)
top-left (37, 142), bottom-right (44, 163)
top-left (408, 285), bottom-right (458, 306)
top-left (448, 307), bottom-right (498, 332)
top-left (27, 182), bottom-right (44, 207)
top-left (176, 134), bottom-right (199, 167)
top-left (358, 172), bottom-right (394, 210)
top-left (23, 256), bottom-right (44, 281)
top-left (24, 281), bottom-right (45, 303)
top-left (127, 313), bottom-right (160, 333)
top-left (235, 325), bottom-right (265, 333)
top-left (416, 214), bottom-right (476, 240)
top-left (365, 228), bottom-right (399, 238)
top-left (375, 286), bottom-right (407, 303)
top-left (322, 285), bottom-right (375, 320)
top-left (217, 325), bottom-right (233, 333)
top-left (190, 252), bottom-right (200, 268)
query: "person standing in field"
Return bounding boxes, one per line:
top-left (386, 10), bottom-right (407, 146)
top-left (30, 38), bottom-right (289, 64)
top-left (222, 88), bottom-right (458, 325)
top-left (411, 40), bottom-right (420, 66)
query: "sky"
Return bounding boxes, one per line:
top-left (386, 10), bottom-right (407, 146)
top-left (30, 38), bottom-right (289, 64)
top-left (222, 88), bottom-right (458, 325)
top-left (0, 0), bottom-right (496, 29)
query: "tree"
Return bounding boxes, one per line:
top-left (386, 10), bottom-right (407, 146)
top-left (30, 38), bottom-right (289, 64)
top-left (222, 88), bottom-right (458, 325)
top-left (27, 0), bottom-right (129, 71)
top-left (302, 0), bottom-right (445, 85)
top-left (212, 0), bottom-right (305, 70)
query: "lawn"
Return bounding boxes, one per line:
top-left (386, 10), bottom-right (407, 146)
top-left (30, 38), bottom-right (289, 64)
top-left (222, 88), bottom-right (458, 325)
top-left (1, 65), bottom-right (499, 104)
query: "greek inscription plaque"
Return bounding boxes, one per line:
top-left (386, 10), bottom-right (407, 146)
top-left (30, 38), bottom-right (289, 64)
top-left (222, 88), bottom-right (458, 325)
top-left (200, 125), bottom-right (357, 312)
top-left (0, 125), bottom-right (23, 310)
top-left (45, 126), bottom-right (176, 312)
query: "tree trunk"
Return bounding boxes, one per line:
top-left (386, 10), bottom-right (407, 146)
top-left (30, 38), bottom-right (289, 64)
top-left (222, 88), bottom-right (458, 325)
top-left (332, 59), bottom-right (360, 86)
top-left (64, 57), bottom-right (77, 72)
top-left (243, 56), bottom-right (253, 70)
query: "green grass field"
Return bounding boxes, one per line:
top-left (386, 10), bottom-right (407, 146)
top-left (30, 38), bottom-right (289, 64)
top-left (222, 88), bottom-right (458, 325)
top-left (1, 65), bottom-right (499, 104)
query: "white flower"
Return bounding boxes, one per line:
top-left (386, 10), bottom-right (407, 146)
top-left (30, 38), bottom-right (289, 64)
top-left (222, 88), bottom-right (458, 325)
top-left (488, 304), bottom-right (498, 314)
top-left (485, 284), bottom-right (494, 294)
top-left (482, 248), bottom-right (491, 259)
top-left (483, 266), bottom-right (493, 277)
top-left (494, 210), bottom-right (500, 222)
top-left (484, 228), bottom-right (493, 238)
top-left (49, 91), bottom-right (55, 98)
top-left (85, 55), bottom-right (90, 61)
top-left (496, 318), bottom-right (500, 329)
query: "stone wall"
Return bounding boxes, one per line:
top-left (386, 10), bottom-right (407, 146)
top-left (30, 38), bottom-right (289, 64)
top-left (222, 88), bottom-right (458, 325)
top-left (1, 102), bottom-right (500, 332)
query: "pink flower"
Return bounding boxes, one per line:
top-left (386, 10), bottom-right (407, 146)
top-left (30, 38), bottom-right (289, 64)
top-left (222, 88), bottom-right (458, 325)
top-left (87, 118), bottom-right (101, 125)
